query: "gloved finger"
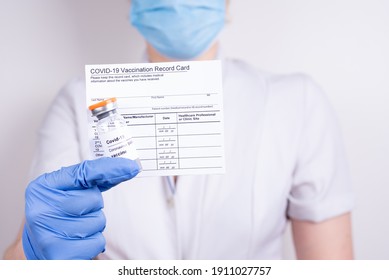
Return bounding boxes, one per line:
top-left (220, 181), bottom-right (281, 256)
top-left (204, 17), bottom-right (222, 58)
top-left (29, 210), bottom-right (106, 240)
top-left (61, 210), bottom-right (106, 239)
top-left (42, 232), bottom-right (106, 260)
top-left (26, 185), bottom-right (104, 216)
top-left (59, 187), bottom-right (104, 215)
top-left (34, 157), bottom-right (140, 192)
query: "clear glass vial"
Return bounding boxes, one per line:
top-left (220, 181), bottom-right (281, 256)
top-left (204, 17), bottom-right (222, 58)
top-left (89, 98), bottom-right (142, 169)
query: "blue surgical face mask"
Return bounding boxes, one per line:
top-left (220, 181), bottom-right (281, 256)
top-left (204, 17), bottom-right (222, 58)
top-left (130, 0), bottom-right (225, 60)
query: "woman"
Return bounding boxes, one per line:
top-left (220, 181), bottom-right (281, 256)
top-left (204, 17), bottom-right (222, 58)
top-left (5, 0), bottom-right (354, 260)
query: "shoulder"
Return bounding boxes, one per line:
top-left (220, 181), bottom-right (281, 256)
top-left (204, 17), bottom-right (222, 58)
top-left (41, 76), bottom-right (88, 145)
top-left (223, 58), bottom-right (339, 137)
top-left (47, 77), bottom-right (86, 118)
top-left (222, 58), bottom-right (334, 123)
top-left (57, 77), bottom-right (86, 102)
top-left (223, 58), bottom-right (325, 101)
top-left (265, 72), bottom-right (331, 114)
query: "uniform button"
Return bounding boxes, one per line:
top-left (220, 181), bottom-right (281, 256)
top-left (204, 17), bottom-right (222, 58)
top-left (167, 197), bottom-right (175, 208)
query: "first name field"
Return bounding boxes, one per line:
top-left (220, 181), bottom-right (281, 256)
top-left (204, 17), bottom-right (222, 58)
top-left (90, 64), bottom-right (191, 75)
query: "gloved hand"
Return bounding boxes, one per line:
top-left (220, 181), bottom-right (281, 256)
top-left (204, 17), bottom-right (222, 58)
top-left (22, 157), bottom-right (140, 260)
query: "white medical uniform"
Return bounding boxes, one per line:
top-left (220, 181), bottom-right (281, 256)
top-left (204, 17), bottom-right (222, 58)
top-left (30, 57), bottom-right (354, 259)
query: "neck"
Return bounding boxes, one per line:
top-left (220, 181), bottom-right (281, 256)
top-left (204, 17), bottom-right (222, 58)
top-left (146, 42), bottom-right (219, 63)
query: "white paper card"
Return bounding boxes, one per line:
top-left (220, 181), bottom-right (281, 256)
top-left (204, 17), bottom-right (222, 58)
top-left (85, 60), bottom-right (225, 177)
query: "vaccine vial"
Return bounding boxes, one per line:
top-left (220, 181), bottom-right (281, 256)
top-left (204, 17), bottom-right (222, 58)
top-left (88, 98), bottom-right (142, 169)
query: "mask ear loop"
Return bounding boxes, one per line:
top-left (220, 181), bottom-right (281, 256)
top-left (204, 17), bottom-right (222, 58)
top-left (225, 0), bottom-right (232, 24)
top-left (225, 13), bottom-right (232, 24)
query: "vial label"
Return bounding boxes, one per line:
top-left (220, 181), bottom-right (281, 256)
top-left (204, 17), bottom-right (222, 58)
top-left (99, 127), bottom-right (139, 160)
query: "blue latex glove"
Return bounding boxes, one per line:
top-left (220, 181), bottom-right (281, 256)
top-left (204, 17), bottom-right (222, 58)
top-left (22, 157), bottom-right (140, 260)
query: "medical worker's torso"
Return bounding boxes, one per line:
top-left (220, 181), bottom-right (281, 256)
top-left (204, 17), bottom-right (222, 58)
top-left (30, 58), bottom-right (353, 259)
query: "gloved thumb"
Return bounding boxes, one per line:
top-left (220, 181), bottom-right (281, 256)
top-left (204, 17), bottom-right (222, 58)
top-left (32, 157), bottom-right (140, 192)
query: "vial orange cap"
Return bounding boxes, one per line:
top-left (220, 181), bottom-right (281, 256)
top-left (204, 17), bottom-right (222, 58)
top-left (88, 97), bottom-right (117, 111)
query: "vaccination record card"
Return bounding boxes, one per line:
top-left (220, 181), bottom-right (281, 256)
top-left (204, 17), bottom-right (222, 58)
top-left (85, 60), bottom-right (225, 177)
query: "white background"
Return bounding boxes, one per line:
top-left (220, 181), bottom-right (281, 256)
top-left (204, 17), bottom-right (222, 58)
top-left (1, 0), bottom-right (388, 259)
